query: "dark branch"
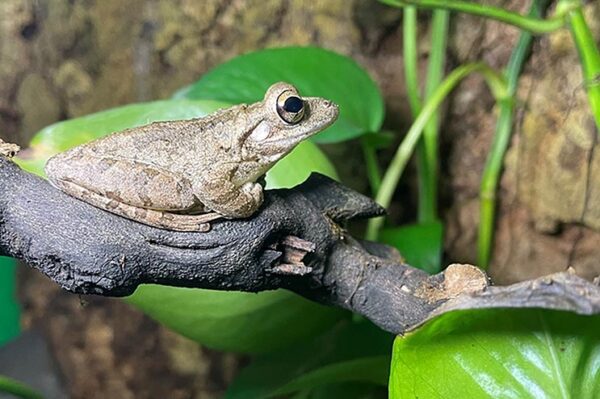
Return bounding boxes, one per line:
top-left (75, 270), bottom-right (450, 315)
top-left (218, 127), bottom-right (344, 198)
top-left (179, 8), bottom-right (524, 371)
top-left (1, 157), bottom-right (599, 335)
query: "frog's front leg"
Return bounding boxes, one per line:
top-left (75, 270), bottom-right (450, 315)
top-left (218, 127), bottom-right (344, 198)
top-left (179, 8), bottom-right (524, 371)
top-left (196, 175), bottom-right (264, 218)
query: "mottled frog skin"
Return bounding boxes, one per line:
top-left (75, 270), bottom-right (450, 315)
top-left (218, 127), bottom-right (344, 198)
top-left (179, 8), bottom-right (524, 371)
top-left (45, 82), bottom-right (339, 231)
top-left (0, 139), bottom-right (19, 158)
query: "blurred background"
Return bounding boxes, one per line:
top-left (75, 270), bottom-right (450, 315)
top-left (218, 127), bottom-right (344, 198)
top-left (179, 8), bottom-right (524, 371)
top-left (0, 1), bottom-right (599, 398)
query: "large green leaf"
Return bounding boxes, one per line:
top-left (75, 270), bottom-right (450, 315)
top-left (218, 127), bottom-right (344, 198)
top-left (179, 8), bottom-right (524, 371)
top-left (226, 320), bottom-right (393, 398)
top-left (380, 221), bottom-right (443, 274)
top-left (175, 47), bottom-right (384, 143)
top-left (17, 99), bottom-right (342, 353)
top-left (390, 309), bottom-right (600, 398)
top-left (266, 138), bottom-right (337, 188)
top-left (126, 288), bottom-right (343, 354)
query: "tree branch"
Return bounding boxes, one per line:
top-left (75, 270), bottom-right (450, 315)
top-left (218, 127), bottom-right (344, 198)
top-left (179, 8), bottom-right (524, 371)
top-left (1, 157), bottom-right (599, 335)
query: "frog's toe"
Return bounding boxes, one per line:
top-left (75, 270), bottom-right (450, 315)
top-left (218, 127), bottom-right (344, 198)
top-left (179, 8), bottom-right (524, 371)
top-left (241, 182), bottom-right (263, 202)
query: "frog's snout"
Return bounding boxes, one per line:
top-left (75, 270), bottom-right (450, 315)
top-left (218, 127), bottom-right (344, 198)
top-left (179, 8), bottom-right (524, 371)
top-left (324, 100), bottom-right (340, 119)
top-left (323, 100), bottom-right (337, 110)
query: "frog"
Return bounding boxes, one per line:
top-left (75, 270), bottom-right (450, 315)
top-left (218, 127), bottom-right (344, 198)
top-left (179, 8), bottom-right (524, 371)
top-left (45, 82), bottom-right (339, 232)
top-left (0, 139), bottom-right (20, 159)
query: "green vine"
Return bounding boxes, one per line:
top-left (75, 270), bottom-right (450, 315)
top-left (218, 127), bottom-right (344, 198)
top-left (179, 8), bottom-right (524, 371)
top-left (366, 63), bottom-right (509, 241)
top-left (380, 0), bottom-right (570, 33)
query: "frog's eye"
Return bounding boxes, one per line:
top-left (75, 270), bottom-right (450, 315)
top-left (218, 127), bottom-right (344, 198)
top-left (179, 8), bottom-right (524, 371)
top-left (276, 93), bottom-right (305, 124)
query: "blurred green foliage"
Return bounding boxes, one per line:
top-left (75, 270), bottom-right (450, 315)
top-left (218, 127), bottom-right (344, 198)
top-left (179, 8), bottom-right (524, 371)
top-left (225, 319), bottom-right (393, 398)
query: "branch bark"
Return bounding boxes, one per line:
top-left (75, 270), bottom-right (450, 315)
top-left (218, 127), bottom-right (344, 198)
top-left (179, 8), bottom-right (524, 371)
top-left (1, 157), bottom-right (599, 335)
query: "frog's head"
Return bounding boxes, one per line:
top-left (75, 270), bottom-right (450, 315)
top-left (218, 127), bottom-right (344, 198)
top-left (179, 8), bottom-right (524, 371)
top-left (241, 82), bottom-right (339, 166)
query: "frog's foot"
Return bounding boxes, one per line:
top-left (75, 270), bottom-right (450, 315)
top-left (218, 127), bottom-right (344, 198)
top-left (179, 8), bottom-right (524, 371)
top-left (54, 180), bottom-right (222, 232)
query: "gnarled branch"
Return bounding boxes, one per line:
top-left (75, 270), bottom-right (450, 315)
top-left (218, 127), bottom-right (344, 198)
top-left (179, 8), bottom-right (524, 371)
top-left (1, 157), bottom-right (599, 335)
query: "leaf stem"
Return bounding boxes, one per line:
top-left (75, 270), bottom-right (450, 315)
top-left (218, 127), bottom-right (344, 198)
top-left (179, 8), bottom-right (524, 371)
top-left (403, 6), bottom-right (432, 223)
top-left (478, 101), bottom-right (514, 268)
top-left (403, 6), bottom-right (421, 116)
top-left (380, 0), bottom-right (570, 33)
top-left (420, 10), bottom-right (449, 223)
top-left (403, 7), bottom-right (449, 224)
top-left (367, 63), bottom-right (508, 241)
top-left (0, 376), bottom-right (43, 399)
top-left (361, 137), bottom-right (383, 193)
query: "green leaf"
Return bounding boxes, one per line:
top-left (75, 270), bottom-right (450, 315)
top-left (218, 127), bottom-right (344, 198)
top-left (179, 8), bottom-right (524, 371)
top-left (225, 320), bottom-right (393, 398)
top-left (175, 47), bottom-right (384, 143)
top-left (17, 98), bottom-right (341, 353)
top-left (0, 257), bottom-right (20, 346)
top-left (126, 288), bottom-right (343, 354)
top-left (266, 140), bottom-right (337, 188)
top-left (269, 356), bottom-right (389, 397)
top-left (379, 221), bottom-right (443, 274)
top-left (292, 383), bottom-right (386, 399)
top-left (360, 131), bottom-right (395, 149)
top-left (15, 99), bottom-right (229, 176)
top-left (390, 309), bottom-right (600, 399)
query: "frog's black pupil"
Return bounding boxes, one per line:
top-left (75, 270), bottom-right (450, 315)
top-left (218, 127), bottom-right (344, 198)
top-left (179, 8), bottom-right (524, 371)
top-left (283, 96), bottom-right (303, 113)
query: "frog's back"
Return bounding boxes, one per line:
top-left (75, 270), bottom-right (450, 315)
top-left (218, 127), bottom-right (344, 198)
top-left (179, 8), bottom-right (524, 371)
top-left (79, 119), bottom-right (206, 162)
top-left (57, 105), bottom-right (242, 170)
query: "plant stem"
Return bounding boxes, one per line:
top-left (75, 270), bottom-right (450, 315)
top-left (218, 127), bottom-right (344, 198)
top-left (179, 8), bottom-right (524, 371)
top-left (403, 6), bottom-right (432, 223)
top-left (478, 0), bottom-right (555, 269)
top-left (361, 137), bottom-right (383, 193)
top-left (0, 376), bottom-right (43, 399)
top-left (478, 100), bottom-right (514, 268)
top-left (561, 0), bottom-right (600, 133)
top-left (403, 6), bottom-right (421, 115)
top-left (420, 10), bottom-right (449, 223)
top-left (403, 7), bottom-right (449, 224)
top-left (367, 63), bottom-right (508, 241)
top-left (380, 0), bottom-right (570, 33)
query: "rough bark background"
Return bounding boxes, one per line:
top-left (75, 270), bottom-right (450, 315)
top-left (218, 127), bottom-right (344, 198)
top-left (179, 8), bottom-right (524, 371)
top-left (0, 0), bottom-right (599, 398)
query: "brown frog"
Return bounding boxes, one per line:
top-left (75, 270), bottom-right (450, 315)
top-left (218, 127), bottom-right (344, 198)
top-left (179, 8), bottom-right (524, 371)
top-left (0, 139), bottom-right (20, 159)
top-left (45, 82), bottom-right (339, 231)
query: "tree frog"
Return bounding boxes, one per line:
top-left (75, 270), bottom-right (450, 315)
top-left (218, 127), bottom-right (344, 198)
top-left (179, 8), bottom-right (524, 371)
top-left (45, 82), bottom-right (339, 231)
top-left (0, 139), bottom-right (19, 158)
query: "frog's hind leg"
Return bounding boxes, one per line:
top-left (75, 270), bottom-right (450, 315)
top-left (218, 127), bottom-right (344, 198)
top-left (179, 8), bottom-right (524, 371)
top-left (55, 180), bottom-right (222, 232)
